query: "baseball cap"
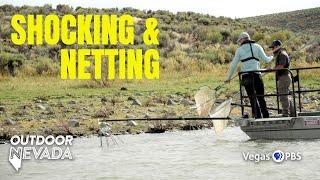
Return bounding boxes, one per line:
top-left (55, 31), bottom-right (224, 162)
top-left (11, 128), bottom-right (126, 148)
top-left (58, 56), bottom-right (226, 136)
top-left (237, 32), bottom-right (250, 43)
top-left (269, 40), bottom-right (282, 48)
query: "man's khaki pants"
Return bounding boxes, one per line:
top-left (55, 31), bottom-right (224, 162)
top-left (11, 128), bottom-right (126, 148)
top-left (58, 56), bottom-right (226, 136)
top-left (277, 75), bottom-right (292, 116)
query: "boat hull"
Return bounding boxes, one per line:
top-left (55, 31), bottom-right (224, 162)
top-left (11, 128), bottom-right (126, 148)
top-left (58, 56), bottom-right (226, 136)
top-left (239, 116), bottom-right (320, 140)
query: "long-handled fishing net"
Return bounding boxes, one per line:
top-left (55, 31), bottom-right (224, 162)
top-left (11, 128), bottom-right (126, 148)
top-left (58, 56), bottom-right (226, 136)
top-left (194, 75), bottom-right (238, 116)
top-left (194, 80), bottom-right (235, 135)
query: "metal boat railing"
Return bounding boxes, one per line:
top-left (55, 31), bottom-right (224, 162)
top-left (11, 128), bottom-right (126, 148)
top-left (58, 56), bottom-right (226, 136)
top-left (238, 67), bottom-right (320, 118)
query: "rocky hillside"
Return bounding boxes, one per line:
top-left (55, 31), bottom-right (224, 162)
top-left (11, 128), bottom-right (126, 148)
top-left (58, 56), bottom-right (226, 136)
top-left (242, 7), bottom-right (320, 35)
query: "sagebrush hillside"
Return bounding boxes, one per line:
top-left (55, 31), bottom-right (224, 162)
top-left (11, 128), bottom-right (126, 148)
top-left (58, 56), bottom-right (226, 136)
top-left (0, 4), bottom-right (319, 78)
top-left (242, 7), bottom-right (320, 35)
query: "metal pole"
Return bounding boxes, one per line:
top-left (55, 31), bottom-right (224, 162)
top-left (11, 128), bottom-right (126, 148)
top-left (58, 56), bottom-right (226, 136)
top-left (239, 74), bottom-right (244, 117)
top-left (289, 70), bottom-right (297, 117)
top-left (296, 70), bottom-right (302, 112)
top-left (252, 73), bottom-right (258, 118)
top-left (276, 76), bottom-right (280, 114)
top-left (102, 117), bottom-right (230, 122)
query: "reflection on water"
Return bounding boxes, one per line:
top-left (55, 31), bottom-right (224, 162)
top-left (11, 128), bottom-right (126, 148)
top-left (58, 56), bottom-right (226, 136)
top-left (1, 127), bottom-right (320, 180)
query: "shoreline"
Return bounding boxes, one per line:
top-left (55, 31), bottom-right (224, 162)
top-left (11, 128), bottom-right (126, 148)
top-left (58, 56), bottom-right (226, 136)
top-left (0, 120), bottom-right (224, 142)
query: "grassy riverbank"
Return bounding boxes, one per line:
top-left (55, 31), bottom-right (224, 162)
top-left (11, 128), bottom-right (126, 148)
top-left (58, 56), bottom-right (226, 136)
top-left (1, 62), bottom-right (320, 140)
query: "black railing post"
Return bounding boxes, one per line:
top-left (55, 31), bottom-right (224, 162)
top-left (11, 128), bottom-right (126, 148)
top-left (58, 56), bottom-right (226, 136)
top-left (275, 76), bottom-right (280, 114)
top-left (296, 70), bottom-right (302, 112)
top-left (239, 73), bottom-right (244, 117)
top-left (289, 70), bottom-right (297, 117)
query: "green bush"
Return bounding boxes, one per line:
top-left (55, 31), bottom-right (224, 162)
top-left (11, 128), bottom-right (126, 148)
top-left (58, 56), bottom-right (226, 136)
top-left (195, 28), bottom-right (223, 44)
top-left (220, 29), bottom-right (231, 41)
top-left (252, 32), bottom-right (265, 42)
top-left (35, 58), bottom-right (49, 75)
top-left (0, 52), bottom-right (25, 65)
top-left (198, 17), bottom-right (210, 25)
top-left (215, 51), bottom-right (225, 64)
top-left (177, 23), bottom-right (193, 34)
top-left (231, 30), bottom-right (243, 43)
top-left (158, 32), bottom-right (170, 48)
top-left (271, 30), bottom-right (292, 42)
top-left (35, 57), bottom-right (58, 75)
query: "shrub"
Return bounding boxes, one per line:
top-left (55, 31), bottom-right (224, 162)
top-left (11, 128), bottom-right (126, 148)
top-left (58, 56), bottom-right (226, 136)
top-left (35, 57), bottom-right (58, 75)
top-left (195, 28), bottom-right (223, 44)
top-left (198, 17), bottom-right (210, 25)
top-left (36, 59), bottom-right (49, 75)
top-left (158, 32), bottom-right (170, 48)
top-left (0, 52), bottom-right (25, 65)
top-left (252, 32), bottom-right (265, 42)
top-left (220, 29), bottom-right (231, 41)
top-left (215, 50), bottom-right (226, 64)
top-left (271, 30), bottom-right (292, 42)
top-left (177, 23), bottom-right (193, 34)
top-left (178, 36), bottom-right (188, 44)
top-left (231, 30), bottom-right (243, 43)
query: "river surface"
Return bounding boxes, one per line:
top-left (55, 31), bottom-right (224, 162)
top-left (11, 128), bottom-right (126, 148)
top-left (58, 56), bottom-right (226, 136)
top-left (1, 127), bottom-right (320, 180)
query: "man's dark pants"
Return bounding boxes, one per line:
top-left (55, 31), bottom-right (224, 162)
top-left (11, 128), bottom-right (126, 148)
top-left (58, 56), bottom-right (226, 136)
top-left (241, 73), bottom-right (269, 119)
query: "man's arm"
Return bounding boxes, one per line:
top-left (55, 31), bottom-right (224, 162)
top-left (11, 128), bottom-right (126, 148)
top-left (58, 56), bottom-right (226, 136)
top-left (257, 45), bottom-right (273, 63)
top-left (225, 49), bottom-right (240, 82)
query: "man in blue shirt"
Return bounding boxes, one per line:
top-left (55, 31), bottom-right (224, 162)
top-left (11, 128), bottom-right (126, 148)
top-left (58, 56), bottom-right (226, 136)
top-left (225, 32), bottom-right (273, 119)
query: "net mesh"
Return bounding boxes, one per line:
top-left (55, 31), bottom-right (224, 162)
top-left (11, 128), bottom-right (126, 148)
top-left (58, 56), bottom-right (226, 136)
top-left (194, 86), bottom-right (215, 117)
top-left (209, 98), bottom-right (232, 134)
top-left (195, 86), bottom-right (232, 134)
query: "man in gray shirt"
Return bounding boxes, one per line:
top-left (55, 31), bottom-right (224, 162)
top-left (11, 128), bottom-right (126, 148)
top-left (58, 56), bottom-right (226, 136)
top-left (269, 40), bottom-right (293, 117)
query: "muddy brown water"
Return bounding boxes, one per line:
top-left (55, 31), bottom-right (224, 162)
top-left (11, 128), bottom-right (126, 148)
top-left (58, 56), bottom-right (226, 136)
top-left (1, 127), bottom-right (320, 179)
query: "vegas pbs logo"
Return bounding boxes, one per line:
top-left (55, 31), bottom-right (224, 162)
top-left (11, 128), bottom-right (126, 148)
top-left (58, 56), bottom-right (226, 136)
top-left (272, 150), bottom-right (302, 163)
top-left (272, 150), bottom-right (284, 163)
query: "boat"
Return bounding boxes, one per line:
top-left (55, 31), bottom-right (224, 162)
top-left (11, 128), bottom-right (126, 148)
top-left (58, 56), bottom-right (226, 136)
top-left (237, 67), bottom-right (320, 139)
